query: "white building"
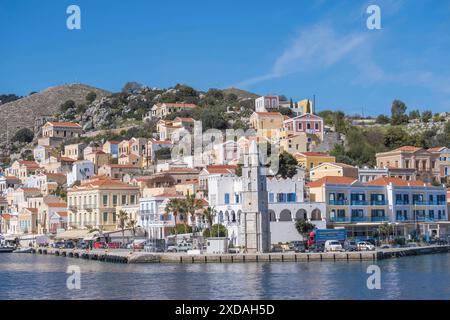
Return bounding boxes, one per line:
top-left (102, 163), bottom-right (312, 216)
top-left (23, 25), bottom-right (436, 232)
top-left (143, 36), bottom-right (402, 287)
top-left (67, 160), bottom-right (94, 187)
top-left (207, 159), bottom-right (326, 247)
top-left (255, 96), bottom-right (279, 112)
top-left (139, 195), bottom-right (177, 239)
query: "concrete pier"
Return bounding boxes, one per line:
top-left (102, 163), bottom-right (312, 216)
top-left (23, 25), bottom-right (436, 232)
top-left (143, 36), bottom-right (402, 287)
top-left (28, 245), bottom-right (450, 264)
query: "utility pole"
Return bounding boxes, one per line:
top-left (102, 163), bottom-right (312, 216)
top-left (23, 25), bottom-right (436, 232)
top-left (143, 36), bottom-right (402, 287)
top-left (312, 94), bottom-right (316, 114)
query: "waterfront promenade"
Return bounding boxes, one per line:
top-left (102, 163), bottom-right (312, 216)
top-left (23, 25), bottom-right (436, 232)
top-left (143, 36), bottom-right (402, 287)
top-left (27, 245), bottom-right (450, 264)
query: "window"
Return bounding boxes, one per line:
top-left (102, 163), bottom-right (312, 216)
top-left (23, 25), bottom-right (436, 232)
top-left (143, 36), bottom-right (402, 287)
top-left (113, 213), bottom-right (117, 223)
top-left (224, 193), bottom-right (230, 204)
top-left (122, 195), bottom-right (127, 205)
top-left (113, 195), bottom-right (118, 206)
top-left (315, 123), bottom-right (319, 130)
top-left (103, 212), bottom-right (108, 222)
top-left (269, 193), bottom-right (274, 203)
top-left (130, 195), bottom-right (136, 204)
top-left (102, 195), bottom-right (108, 207)
top-left (235, 194), bottom-right (239, 204)
top-left (277, 193), bottom-right (286, 203)
top-left (287, 193), bottom-right (296, 202)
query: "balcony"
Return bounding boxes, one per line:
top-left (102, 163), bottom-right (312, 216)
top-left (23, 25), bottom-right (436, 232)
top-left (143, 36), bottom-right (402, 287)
top-left (350, 216), bottom-right (369, 222)
top-left (395, 201), bottom-right (409, 205)
top-left (371, 216), bottom-right (388, 222)
top-left (329, 216), bottom-right (349, 223)
top-left (395, 216), bottom-right (409, 222)
top-left (329, 200), bottom-right (348, 206)
top-left (371, 200), bottom-right (386, 206)
top-left (413, 201), bottom-right (427, 206)
top-left (350, 200), bottom-right (368, 206)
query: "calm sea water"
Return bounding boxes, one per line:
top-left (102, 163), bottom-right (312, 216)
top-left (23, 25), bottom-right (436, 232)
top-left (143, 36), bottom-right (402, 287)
top-left (0, 253), bottom-right (449, 300)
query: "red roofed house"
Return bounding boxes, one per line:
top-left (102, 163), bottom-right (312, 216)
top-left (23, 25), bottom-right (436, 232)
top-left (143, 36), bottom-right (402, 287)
top-left (283, 113), bottom-right (324, 141)
top-left (5, 160), bottom-right (40, 183)
top-left (376, 146), bottom-right (440, 183)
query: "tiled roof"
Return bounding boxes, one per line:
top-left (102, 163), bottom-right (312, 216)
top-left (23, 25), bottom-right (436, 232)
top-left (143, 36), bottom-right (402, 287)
top-left (308, 176), bottom-right (357, 188)
top-left (47, 121), bottom-right (82, 128)
top-left (25, 208), bottom-right (38, 214)
top-left (253, 112), bottom-right (283, 117)
top-left (59, 157), bottom-right (76, 162)
top-left (296, 152), bottom-right (332, 157)
top-left (367, 177), bottom-right (428, 187)
top-left (394, 146), bottom-right (422, 152)
top-left (47, 202), bottom-right (67, 208)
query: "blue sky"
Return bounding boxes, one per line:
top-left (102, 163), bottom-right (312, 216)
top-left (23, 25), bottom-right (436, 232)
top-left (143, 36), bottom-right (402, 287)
top-left (1, 0), bottom-right (450, 115)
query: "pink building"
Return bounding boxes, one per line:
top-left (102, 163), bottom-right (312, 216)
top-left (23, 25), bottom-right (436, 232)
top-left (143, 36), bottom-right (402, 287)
top-left (255, 96), bottom-right (279, 112)
top-left (283, 114), bottom-right (324, 141)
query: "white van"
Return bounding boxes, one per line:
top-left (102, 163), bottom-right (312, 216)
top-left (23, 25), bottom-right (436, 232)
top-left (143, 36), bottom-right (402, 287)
top-left (324, 240), bottom-right (344, 252)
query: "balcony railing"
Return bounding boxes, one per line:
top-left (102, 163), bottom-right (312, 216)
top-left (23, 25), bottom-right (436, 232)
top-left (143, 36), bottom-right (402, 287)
top-left (329, 216), bottom-right (349, 223)
top-left (395, 201), bottom-right (410, 205)
top-left (350, 216), bottom-right (369, 222)
top-left (371, 200), bottom-right (386, 206)
top-left (395, 216), bottom-right (409, 222)
top-left (351, 200), bottom-right (368, 206)
top-left (371, 216), bottom-right (388, 222)
top-left (329, 200), bottom-right (348, 205)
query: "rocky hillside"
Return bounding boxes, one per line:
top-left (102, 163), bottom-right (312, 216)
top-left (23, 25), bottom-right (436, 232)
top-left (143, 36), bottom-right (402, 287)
top-left (0, 84), bottom-right (110, 143)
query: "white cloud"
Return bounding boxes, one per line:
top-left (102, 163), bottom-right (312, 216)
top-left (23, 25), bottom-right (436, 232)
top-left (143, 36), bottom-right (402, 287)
top-left (234, 24), bottom-right (369, 88)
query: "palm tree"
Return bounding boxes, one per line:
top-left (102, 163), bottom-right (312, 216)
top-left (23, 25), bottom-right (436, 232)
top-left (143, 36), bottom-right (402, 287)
top-left (202, 206), bottom-right (217, 230)
top-left (184, 194), bottom-right (203, 233)
top-left (165, 198), bottom-right (183, 236)
top-left (126, 219), bottom-right (138, 239)
top-left (378, 223), bottom-right (393, 243)
top-left (117, 210), bottom-right (129, 247)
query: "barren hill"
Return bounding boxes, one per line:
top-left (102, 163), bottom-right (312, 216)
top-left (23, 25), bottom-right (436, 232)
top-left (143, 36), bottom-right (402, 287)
top-left (0, 84), bottom-right (110, 143)
top-left (222, 87), bottom-right (259, 100)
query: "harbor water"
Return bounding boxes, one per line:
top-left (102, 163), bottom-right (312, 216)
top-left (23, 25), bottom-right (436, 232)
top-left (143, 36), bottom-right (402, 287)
top-left (0, 253), bottom-right (449, 300)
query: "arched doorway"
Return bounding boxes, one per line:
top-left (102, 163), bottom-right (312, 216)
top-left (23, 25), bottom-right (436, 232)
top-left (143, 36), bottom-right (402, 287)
top-left (268, 210), bottom-right (277, 222)
top-left (295, 209), bottom-right (307, 220)
top-left (279, 209), bottom-right (292, 221)
top-left (311, 209), bottom-right (322, 221)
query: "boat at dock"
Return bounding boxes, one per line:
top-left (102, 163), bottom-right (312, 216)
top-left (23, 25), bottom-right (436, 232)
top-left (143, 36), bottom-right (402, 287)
top-left (0, 246), bottom-right (15, 253)
top-left (12, 247), bottom-right (34, 253)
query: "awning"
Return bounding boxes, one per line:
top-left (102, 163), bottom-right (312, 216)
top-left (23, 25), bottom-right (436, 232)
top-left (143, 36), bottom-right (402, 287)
top-left (55, 229), bottom-right (90, 240)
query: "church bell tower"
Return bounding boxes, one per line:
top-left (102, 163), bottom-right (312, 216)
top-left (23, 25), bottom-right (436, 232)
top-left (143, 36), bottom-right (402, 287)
top-left (239, 141), bottom-right (271, 253)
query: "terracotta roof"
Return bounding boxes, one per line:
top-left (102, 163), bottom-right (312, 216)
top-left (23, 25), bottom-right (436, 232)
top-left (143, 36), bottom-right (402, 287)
top-left (59, 157), bottom-right (76, 162)
top-left (205, 165), bottom-right (237, 174)
top-left (44, 173), bottom-right (66, 177)
top-left (106, 140), bottom-right (120, 144)
top-left (253, 112), bottom-right (283, 117)
top-left (4, 176), bottom-right (20, 180)
top-left (308, 176), bottom-right (357, 188)
top-left (47, 121), bottom-right (82, 128)
top-left (18, 160), bottom-right (39, 167)
top-left (25, 208), bottom-right (38, 214)
top-left (107, 164), bottom-right (140, 169)
top-left (1, 214), bottom-right (11, 220)
top-left (71, 177), bottom-right (139, 191)
top-left (150, 140), bottom-right (173, 145)
top-left (47, 202), bottom-right (67, 208)
top-left (163, 168), bottom-right (199, 174)
top-left (394, 146), bottom-right (422, 152)
top-left (159, 103), bottom-right (197, 108)
top-left (174, 117), bottom-right (195, 122)
top-left (428, 147), bottom-right (446, 152)
top-left (367, 177), bottom-right (429, 187)
top-left (57, 211), bottom-right (68, 217)
top-left (19, 188), bottom-right (40, 192)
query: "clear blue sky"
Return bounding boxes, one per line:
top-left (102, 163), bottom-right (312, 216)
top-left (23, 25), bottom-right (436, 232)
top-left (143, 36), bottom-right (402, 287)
top-left (1, 0), bottom-right (450, 115)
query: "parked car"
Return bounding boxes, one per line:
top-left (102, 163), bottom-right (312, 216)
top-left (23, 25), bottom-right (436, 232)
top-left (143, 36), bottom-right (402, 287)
top-left (76, 241), bottom-right (88, 249)
top-left (94, 241), bottom-right (106, 249)
top-left (380, 244), bottom-right (391, 249)
top-left (344, 240), bottom-right (357, 251)
top-left (291, 242), bottom-right (306, 253)
top-left (51, 241), bottom-right (65, 249)
top-left (63, 241), bottom-right (75, 249)
top-left (144, 242), bottom-right (165, 253)
top-left (324, 240), bottom-right (344, 252)
top-left (357, 241), bottom-right (376, 251)
top-left (308, 244), bottom-right (324, 253)
top-left (167, 242), bottom-right (192, 253)
top-left (105, 242), bottom-right (121, 249)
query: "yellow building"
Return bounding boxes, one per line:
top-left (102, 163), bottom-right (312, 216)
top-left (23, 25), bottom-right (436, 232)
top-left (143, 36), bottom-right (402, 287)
top-left (297, 99), bottom-right (314, 114)
top-left (294, 152), bottom-right (336, 170)
top-left (310, 162), bottom-right (358, 182)
top-left (249, 112), bottom-right (285, 140)
top-left (67, 176), bottom-right (140, 231)
top-left (279, 132), bottom-right (308, 154)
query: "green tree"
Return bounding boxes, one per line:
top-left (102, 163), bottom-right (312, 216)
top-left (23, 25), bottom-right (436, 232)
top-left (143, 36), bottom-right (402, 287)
top-left (376, 114), bottom-right (390, 124)
top-left (117, 210), bottom-right (129, 247)
top-left (305, 100), bottom-right (311, 114)
top-left (277, 151), bottom-right (298, 178)
top-left (384, 127), bottom-right (411, 150)
top-left (391, 100), bottom-right (408, 125)
top-left (12, 128), bottom-right (34, 143)
top-left (202, 206), bottom-right (217, 229)
top-left (378, 223), bottom-right (393, 243)
top-left (170, 224), bottom-right (193, 235)
top-left (295, 219), bottom-right (315, 240)
top-left (126, 219), bottom-right (138, 238)
top-left (409, 109), bottom-right (420, 120)
top-left (86, 91), bottom-right (97, 104)
top-left (421, 110), bottom-right (432, 123)
top-left (60, 99), bottom-right (76, 112)
top-left (165, 199), bottom-right (184, 235)
top-left (203, 224), bottom-right (227, 238)
top-left (184, 194), bottom-right (204, 231)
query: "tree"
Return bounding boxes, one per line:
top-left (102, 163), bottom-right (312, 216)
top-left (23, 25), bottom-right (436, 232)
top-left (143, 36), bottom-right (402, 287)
top-left (165, 199), bottom-right (184, 236)
top-left (375, 114), bottom-right (390, 124)
top-left (184, 194), bottom-right (204, 232)
top-left (378, 223), bottom-right (393, 243)
top-left (170, 224), bottom-right (192, 235)
top-left (0, 94), bottom-right (21, 105)
top-left (277, 151), bottom-right (298, 178)
top-left (126, 219), bottom-right (138, 238)
top-left (409, 109), bottom-right (420, 120)
top-left (122, 82), bottom-right (144, 94)
top-left (117, 210), bottom-right (129, 247)
top-left (305, 100), bottom-right (311, 114)
top-left (202, 206), bottom-right (217, 229)
top-left (12, 128), bottom-right (34, 143)
top-left (384, 127), bottom-right (411, 150)
top-left (279, 106), bottom-right (293, 117)
top-left (60, 99), bottom-right (76, 112)
top-left (203, 224), bottom-right (227, 238)
top-left (86, 91), bottom-right (97, 104)
top-left (421, 110), bottom-right (432, 123)
top-left (295, 219), bottom-right (315, 241)
top-left (391, 100), bottom-right (408, 125)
